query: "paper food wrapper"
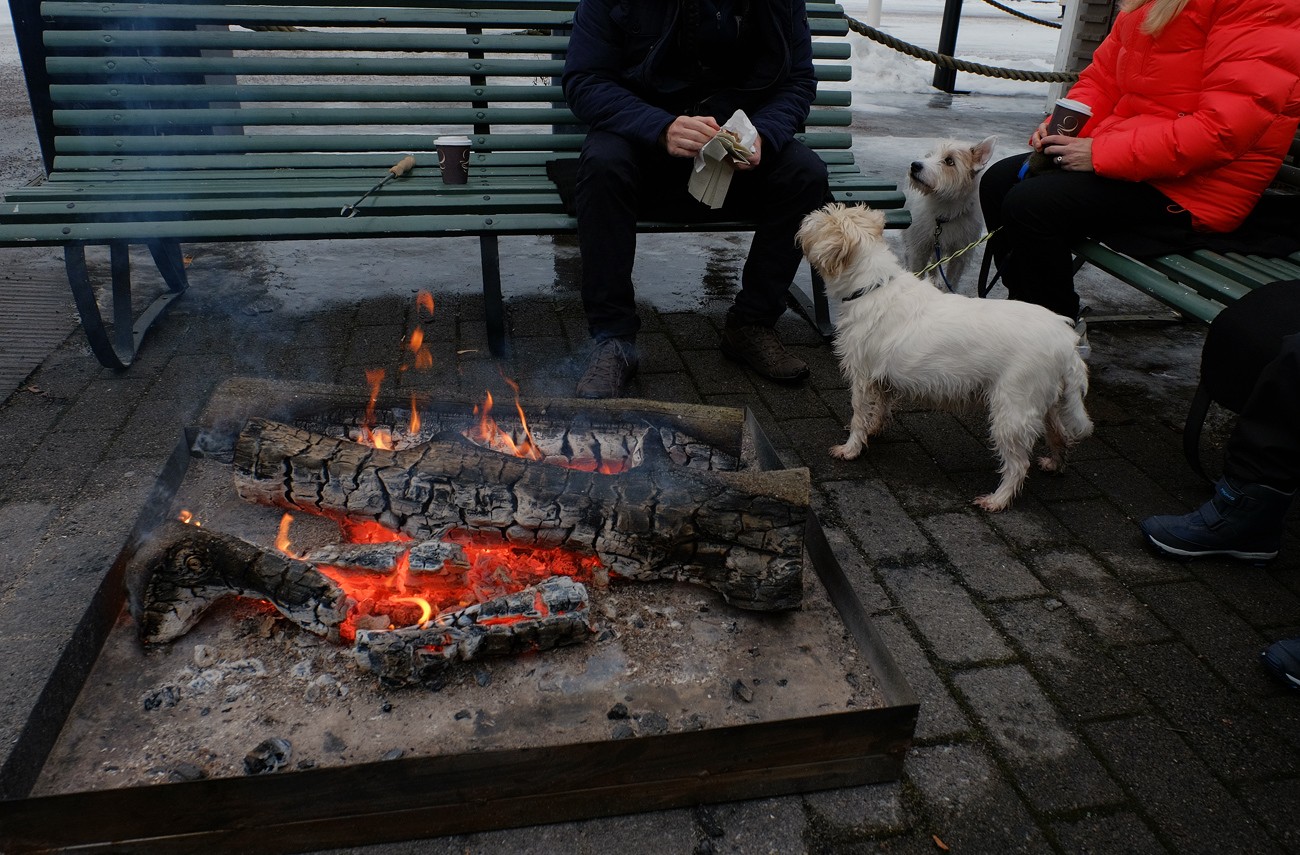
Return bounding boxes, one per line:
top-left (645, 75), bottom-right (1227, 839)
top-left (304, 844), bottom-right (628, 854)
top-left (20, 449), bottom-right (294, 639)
top-left (688, 110), bottom-right (758, 209)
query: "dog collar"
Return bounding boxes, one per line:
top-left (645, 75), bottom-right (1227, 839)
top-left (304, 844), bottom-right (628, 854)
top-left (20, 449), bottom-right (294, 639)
top-left (842, 286), bottom-right (870, 302)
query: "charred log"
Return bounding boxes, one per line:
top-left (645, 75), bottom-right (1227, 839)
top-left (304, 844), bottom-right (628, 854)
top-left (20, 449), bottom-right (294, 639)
top-left (232, 419), bottom-right (808, 611)
top-left (301, 540), bottom-right (469, 574)
top-left (354, 576), bottom-right (593, 687)
top-left (129, 520), bottom-right (352, 644)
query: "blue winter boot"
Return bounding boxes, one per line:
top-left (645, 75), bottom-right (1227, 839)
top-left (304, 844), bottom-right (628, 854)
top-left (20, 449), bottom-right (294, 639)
top-left (1260, 638), bottom-right (1300, 691)
top-left (1139, 478), bottom-right (1295, 562)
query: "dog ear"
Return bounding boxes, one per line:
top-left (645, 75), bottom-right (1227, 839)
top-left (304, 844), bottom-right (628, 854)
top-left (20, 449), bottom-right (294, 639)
top-left (971, 136), bottom-right (998, 171)
top-left (797, 204), bottom-right (858, 281)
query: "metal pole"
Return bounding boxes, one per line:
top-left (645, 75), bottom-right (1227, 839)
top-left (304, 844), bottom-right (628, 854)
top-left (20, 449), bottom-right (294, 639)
top-left (866, 0), bottom-right (882, 27)
top-left (932, 0), bottom-right (963, 94)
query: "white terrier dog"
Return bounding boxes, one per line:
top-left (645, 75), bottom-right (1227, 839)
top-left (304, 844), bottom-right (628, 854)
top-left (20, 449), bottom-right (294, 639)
top-left (798, 203), bottom-right (1093, 512)
top-left (903, 136), bottom-right (997, 290)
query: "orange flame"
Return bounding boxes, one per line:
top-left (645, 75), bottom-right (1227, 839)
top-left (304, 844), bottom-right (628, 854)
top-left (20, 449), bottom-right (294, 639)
top-left (359, 369), bottom-right (391, 448)
top-left (178, 509), bottom-right (200, 526)
top-left (276, 513), bottom-right (297, 557)
top-left (417, 291), bottom-right (435, 318)
top-left (408, 326), bottom-right (424, 353)
top-left (409, 393), bottom-right (421, 434)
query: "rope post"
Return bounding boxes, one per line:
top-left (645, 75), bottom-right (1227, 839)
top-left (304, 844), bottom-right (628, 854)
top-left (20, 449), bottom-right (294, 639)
top-left (865, 0), bottom-right (881, 27)
top-left (932, 0), bottom-right (966, 94)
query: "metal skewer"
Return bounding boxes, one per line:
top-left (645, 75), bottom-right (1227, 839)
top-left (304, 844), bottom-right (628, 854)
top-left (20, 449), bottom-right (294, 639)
top-left (340, 155), bottom-right (416, 217)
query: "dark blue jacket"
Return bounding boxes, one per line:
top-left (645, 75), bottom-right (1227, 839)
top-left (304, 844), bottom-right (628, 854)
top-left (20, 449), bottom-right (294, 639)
top-left (562, 0), bottom-right (817, 154)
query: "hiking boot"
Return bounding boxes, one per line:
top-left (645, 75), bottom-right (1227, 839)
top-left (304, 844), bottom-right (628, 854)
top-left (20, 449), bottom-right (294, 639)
top-left (720, 324), bottom-right (809, 382)
top-left (575, 336), bottom-right (638, 399)
top-left (1260, 638), bottom-right (1300, 690)
top-left (1138, 477), bottom-right (1296, 563)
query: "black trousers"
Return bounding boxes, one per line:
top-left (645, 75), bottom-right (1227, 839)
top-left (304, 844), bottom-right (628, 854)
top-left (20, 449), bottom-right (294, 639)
top-left (979, 154), bottom-right (1194, 320)
top-left (574, 129), bottom-right (830, 340)
top-left (1225, 331), bottom-right (1300, 491)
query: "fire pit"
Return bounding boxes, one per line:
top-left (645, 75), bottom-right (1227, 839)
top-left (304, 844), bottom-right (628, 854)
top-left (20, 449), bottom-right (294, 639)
top-left (0, 377), bottom-right (918, 853)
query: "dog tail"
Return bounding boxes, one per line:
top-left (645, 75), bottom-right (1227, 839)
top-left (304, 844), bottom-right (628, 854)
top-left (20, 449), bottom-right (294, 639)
top-left (1057, 354), bottom-right (1094, 442)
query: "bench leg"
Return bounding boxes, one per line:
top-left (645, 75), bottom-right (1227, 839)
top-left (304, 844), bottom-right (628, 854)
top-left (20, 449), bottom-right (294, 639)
top-left (786, 265), bottom-right (835, 340)
top-left (480, 234), bottom-right (509, 358)
top-left (1182, 381), bottom-right (1214, 484)
top-left (65, 239), bottom-right (189, 370)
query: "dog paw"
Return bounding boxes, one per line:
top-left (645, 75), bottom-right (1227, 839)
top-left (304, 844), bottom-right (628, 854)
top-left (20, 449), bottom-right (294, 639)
top-left (830, 443), bottom-right (862, 460)
top-left (973, 494), bottom-right (1009, 513)
top-left (1037, 455), bottom-right (1063, 473)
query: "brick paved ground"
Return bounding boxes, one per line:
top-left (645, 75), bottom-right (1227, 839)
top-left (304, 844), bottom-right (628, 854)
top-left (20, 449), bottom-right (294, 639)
top-left (0, 233), bottom-right (1296, 852)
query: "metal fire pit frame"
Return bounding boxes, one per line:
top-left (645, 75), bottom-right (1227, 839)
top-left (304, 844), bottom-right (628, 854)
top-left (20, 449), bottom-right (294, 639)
top-left (0, 385), bottom-right (919, 853)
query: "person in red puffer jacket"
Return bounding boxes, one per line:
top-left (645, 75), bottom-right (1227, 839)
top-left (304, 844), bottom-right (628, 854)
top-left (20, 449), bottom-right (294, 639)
top-left (978, 0), bottom-right (1300, 325)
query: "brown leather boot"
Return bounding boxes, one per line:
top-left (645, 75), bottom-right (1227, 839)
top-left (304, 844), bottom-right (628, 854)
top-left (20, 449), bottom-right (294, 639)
top-left (720, 324), bottom-right (809, 382)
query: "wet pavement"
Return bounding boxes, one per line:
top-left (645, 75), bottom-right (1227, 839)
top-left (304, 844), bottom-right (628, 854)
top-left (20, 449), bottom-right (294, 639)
top-left (1, 83), bottom-right (1298, 854)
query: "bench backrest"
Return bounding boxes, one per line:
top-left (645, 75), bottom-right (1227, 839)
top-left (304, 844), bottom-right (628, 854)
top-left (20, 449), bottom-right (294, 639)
top-left (9, 0), bottom-right (861, 176)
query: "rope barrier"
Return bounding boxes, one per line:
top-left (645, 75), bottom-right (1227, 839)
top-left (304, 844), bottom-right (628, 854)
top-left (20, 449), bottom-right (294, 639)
top-left (979, 0), bottom-right (1063, 29)
top-left (844, 15), bottom-right (1080, 84)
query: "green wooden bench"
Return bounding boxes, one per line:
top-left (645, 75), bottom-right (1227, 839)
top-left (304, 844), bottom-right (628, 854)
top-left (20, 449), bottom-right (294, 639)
top-left (0, 0), bottom-right (909, 369)
top-left (1070, 131), bottom-right (1300, 324)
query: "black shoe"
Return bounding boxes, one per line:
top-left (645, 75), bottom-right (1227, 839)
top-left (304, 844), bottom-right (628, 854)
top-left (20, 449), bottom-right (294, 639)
top-left (1138, 477), bottom-right (1295, 562)
top-left (575, 337), bottom-right (638, 399)
top-left (720, 324), bottom-right (809, 382)
top-left (1261, 638), bottom-right (1300, 690)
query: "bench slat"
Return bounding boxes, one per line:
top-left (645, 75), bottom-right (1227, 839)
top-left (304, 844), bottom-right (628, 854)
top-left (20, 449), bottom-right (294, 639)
top-left (43, 29), bottom-right (854, 61)
top-left (0, 206), bottom-right (912, 246)
top-left (52, 106), bottom-right (853, 129)
top-left (1073, 242), bottom-right (1226, 323)
top-left (48, 83), bottom-right (855, 109)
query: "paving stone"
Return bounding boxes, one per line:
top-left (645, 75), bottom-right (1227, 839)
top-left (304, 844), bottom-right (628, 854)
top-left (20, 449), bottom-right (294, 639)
top-left (863, 440), bottom-right (969, 516)
top-left (879, 564), bottom-right (1013, 666)
top-left (905, 743), bottom-right (1051, 854)
top-left (705, 795), bottom-right (808, 854)
top-left (952, 665), bottom-right (1121, 814)
top-left (1078, 456), bottom-right (1192, 520)
top-left (991, 599), bottom-right (1146, 721)
top-left (1049, 811), bottom-right (1168, 855)
top-left (0, 501), bottom-right (56, 602)
top-left (894, 411), bottom-right (993, 474)
top-left (1047, 498), bottom-right (1190, 584)
top-left (1083, 715), bottom-right (1282, 855)
top-left (1136, 582), bottom-right (1282, 692)
top-left (1183, 562), bottom-right (1300, 629)
top-left (802, 780), bottom-right (910, 837)
top-left (1032, 550), bottom-right (1172, 646)
top-left (919, 512), bottom-right (1046, 600)
top-left (1236, 777), bottom-right (1300, 852)
top-left (1110, 642), bottom-right (1297, 782)
top-left (983, 496), bottom-right (1077, 551)
top-left (873, 614), bottom-right (971, 743)
top-left (818, 519), bottom-right (890, 613)
top-left (823, 480), bottom-right (934, 564)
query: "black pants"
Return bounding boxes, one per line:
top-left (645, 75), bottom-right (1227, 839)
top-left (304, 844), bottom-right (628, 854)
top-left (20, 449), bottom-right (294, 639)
top-left (1226, 331), bottom-right (1300, 491)
top-left (575, 129), bottom-right (830, 340)
top-left (979, 154), bottom-right (1194, 320)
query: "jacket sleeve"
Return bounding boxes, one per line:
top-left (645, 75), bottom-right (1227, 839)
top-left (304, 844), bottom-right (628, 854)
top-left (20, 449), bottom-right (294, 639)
top-left (1089, 4), bottom-right (1300, 182)
top-left (562, 0), bottom-right (676, 147)
top-left (1063, 16), bottom-right (1122, 126)
top-left (747, 0), bottom-right (817, 154)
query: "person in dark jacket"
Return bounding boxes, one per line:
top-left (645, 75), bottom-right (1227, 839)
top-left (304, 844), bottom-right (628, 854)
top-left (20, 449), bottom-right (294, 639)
top-left (562, 0), bottom-right (830, 398)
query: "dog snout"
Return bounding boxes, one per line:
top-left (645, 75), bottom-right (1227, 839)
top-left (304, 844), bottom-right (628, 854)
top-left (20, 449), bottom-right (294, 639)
top-left (909, 161), bottom-right (924, 176)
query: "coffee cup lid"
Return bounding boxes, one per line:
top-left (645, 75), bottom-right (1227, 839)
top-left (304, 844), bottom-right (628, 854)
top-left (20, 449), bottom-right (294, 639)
top-left (1055, 98), bottom-right (1092, 116)
top-left (435, 135), bottom-right (472, 146)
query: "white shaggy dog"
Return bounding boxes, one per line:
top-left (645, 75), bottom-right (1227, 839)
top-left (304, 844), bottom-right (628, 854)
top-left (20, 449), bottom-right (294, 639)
top-left (798, 203), bottom-right (1093, 512)
top-left (903, 136), bottom-right (997, 290)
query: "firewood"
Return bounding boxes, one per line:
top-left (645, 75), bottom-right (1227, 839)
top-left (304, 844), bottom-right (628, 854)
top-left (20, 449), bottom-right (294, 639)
top-left (128, 520), bottom-right (352, 644)
top-left (354, 576), bottom-right (593, 687)
top-left (232, 418), bottom-right (808, 611)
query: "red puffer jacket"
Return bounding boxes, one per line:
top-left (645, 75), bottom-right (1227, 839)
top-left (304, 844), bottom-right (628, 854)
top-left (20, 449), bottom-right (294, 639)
top-left (1068, 0), bottom-right (1300, 232)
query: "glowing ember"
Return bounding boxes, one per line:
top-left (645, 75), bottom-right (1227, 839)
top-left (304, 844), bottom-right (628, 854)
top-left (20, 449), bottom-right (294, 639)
top-left (281, 515), bottom-right (600, 642)
top-left (409, 392), bottom-right (421, 434)
top-left (177, 509), bottom-right (200, 526)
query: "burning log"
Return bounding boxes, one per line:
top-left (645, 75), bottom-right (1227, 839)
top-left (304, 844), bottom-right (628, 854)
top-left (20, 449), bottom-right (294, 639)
top-left (232, 418), bottom-right (808, 611)
top-left (354, 576), bottom-right (592, 687)
top-left (300, 540), bottom-right (469, 574)
top-left (129, 520), bottom-right (352, 644)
